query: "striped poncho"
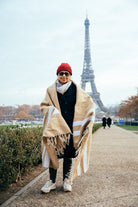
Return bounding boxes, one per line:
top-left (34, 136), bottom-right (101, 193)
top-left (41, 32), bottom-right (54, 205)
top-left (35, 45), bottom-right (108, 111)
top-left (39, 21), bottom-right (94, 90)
top-left (40, 81), bottom-right (95, 180)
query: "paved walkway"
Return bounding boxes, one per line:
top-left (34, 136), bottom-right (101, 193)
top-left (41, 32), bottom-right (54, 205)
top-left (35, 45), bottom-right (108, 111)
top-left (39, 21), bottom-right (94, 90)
top-left (1, 125), bottom-right (138, 207)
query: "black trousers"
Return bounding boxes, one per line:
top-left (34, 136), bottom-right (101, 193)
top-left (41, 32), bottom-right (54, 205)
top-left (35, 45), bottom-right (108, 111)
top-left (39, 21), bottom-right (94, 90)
top-left (49, 157), bottom-right (72, 183)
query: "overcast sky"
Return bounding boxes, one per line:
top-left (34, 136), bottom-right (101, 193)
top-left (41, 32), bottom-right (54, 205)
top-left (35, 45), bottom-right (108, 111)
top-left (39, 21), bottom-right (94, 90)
top-left (0, 0), bottom-right (138, 107)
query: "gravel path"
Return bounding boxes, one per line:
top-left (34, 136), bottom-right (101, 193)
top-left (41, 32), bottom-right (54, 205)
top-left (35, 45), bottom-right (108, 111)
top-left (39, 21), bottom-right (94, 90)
top-left (1, 125), bottom-right (138, 207)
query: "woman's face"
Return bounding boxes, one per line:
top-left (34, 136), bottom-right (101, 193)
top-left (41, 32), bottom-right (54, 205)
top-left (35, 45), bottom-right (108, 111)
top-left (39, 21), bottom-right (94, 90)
top-left (57, 70), bottom-right (71, 84)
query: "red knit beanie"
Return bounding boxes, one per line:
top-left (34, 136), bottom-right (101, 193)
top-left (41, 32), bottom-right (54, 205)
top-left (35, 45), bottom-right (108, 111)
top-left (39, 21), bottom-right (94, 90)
top-left (56, 63), bottom-right (72, 75)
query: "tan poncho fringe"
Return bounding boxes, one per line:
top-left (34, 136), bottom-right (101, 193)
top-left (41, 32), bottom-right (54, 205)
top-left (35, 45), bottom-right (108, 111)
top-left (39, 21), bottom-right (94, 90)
top-left (40, 81), bottom-right (95, 181)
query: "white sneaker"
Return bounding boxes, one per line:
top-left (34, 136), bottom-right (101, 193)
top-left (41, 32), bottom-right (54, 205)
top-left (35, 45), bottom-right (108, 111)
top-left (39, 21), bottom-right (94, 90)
top-left (63, 178), bottom-right (72, 192)
top-left (41, 180), bottom-right (56, 193)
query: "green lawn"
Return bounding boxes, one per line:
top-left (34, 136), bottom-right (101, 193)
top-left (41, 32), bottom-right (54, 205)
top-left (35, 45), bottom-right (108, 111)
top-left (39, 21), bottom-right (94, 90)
top-left (118, 125), bottom-right (138, 134)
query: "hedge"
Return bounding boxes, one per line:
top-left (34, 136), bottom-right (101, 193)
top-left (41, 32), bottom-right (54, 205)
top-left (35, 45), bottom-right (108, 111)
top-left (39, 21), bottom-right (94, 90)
top-left (0, 127), bottom-right (42, 190)
top-left (92, 123), bottom-right (102, 133)
top-left (0, 123), bottom-right (101, 190)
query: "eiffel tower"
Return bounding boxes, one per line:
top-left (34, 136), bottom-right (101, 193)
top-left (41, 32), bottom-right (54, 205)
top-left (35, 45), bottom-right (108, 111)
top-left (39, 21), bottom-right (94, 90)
top-left (81, 16), bottom-right (106, 112)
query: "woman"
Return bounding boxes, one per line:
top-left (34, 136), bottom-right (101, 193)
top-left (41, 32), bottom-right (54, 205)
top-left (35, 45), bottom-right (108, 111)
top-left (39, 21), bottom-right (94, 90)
top-left (40, 63), bottom-right (95, 193)
top-left (107, 116), bottom-right (112, 128)
top-left (102, 116), bottom-right (106, 129)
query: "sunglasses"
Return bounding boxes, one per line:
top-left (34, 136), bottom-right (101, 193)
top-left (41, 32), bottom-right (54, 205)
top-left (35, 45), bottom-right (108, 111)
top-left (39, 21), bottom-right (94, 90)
top-left (58, 72), bottom-right (70, 76)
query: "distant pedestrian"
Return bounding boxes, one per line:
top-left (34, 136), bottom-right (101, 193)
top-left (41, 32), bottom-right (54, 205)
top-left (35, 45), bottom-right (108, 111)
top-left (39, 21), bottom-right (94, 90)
top-left (107, 117), bottom-right (112, 128)
top-left (102, 116), bottom-right (106, 129)
top-left (40, 63), bottom-right (95, 193)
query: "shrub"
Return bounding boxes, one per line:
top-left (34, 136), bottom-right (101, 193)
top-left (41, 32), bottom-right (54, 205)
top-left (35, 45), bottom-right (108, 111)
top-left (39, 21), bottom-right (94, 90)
top-left (92, 123), bottom-right (102, 133)
top-left (0, 127), bottom-right (42, 190)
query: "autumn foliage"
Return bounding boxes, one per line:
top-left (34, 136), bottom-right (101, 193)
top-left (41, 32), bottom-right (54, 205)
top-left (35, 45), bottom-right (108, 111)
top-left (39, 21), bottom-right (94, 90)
top-left (0, 104), bottom-right (42, 120)
top-left (14, 111), bottom-right (31, 119)
top-left (117, 95), bottom-right (138, 121)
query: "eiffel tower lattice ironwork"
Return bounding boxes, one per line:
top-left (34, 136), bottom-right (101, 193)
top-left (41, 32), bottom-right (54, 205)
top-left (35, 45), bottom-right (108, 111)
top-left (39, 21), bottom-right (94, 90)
top-left (81, 16), bottom-right (106, 112)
